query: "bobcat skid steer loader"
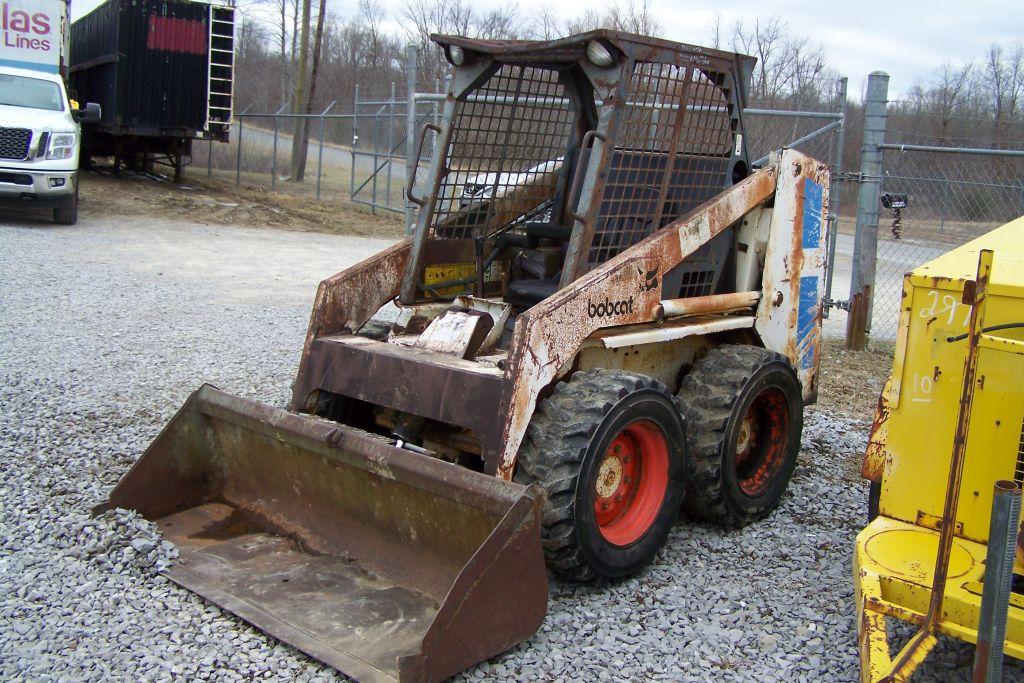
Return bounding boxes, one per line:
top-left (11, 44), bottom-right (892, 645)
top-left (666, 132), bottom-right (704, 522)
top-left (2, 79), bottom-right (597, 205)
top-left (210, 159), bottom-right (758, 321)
top-left (98, 30), bottom-right (831, 682)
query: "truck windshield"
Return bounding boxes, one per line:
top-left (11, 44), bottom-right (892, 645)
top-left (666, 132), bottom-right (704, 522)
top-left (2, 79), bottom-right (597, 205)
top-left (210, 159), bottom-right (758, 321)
top-left (0, 74), bottom-right (65, 112)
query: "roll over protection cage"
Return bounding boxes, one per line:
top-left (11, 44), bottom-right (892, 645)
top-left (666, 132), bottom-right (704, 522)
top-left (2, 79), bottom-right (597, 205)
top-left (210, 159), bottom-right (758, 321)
top-left (399, 30), bottom-right (756, 305)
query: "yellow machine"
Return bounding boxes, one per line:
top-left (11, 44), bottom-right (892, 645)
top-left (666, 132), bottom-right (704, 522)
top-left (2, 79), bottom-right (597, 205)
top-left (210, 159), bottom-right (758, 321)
top-left (856, 216), bottom-right (1024, 681)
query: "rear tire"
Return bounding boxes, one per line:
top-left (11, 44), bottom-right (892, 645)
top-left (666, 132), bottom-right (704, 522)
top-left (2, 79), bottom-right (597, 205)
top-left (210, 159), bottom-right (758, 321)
top-left (53, 185), bottom-right (78, 225)
top-left (514, 370), bottom-right (686, 581)
top-left (677, 345), bottom-right (802, 527)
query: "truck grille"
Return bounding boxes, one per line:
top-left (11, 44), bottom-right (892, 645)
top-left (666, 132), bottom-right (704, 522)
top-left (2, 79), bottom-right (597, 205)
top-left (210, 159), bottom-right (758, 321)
top-left (0, 127), bottom-right (32, 160)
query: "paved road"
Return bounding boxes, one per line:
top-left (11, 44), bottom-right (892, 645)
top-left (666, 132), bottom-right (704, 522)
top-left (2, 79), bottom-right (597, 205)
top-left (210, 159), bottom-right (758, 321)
top-left (827, 232), bottom-right (950, 340)
top-left (232, 122), bottom-right (400, 178)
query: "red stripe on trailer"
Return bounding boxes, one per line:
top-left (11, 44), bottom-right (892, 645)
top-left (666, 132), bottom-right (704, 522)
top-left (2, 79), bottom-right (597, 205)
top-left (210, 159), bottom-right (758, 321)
top-left (146, 15), bottom-right (205, 55)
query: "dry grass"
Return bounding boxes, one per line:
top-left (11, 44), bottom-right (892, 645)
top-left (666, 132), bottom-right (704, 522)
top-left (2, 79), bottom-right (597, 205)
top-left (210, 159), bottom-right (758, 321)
top-left (79, 171), bottom-right (404, 239)
top-left (815, 336), bottom-right (893, 421)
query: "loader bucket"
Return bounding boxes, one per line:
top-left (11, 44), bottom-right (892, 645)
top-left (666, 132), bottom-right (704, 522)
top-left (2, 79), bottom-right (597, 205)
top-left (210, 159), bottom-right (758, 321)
top-left (96, 385), bottom-right (547, 682)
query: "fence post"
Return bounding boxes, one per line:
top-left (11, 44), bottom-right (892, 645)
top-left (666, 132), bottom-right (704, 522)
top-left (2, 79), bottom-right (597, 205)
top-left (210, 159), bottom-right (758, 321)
top-left (846, 71), bottom-right (889, 350)
top-left (823, 76), bottom-right (848, 319)
top-left (236, 111), bottom-right (245, 185)
top-left (386, 81), bottom-right (396, 210)
top-left (317, 100), bottom-right (336, 201)
top-left (405, 43), bottom-right (418, 235)
top-left (351, 84), bottom-right (359, 200)
top-left (271, 102), bottom-right (287, 191)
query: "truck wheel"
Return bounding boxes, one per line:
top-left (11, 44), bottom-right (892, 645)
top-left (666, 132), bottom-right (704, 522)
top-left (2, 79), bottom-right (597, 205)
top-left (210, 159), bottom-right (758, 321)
top-left (514, 370), bottom-right (686, 581)
top-left (677, 345), bottom-right (802, 527)
top-left (53, 186), bottom-right (78, 225)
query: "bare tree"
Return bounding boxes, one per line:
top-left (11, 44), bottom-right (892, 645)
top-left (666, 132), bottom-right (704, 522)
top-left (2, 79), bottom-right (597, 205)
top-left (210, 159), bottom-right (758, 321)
top-left (288, 0), bottom-right (311, 178)
top-left (563, 0), bottom-right (662, 36)
top-left (529, 7), bottom-right (561, 41)
top-left (401, 0), bottom-right (521, 81)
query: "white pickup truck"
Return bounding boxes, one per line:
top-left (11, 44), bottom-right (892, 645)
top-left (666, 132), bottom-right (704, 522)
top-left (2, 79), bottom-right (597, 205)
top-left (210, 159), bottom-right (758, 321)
top-left (1, 0), bottom-right (100, 224)
top-left (0, 67), bottom-right (99, 223)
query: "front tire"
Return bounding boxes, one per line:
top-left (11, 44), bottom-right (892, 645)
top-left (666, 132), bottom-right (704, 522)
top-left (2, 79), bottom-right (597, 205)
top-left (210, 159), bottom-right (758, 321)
top-left (514, 370), bottom-right (686, 581)
top-left (53, 184), bottom-right (78, 225)
top-left (677, 345), bottom-right (803, 527)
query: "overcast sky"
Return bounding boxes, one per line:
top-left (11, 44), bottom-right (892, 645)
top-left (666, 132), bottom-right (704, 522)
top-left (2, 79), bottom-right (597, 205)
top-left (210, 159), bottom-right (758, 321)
top-left (70, 0), bottom-right (1024, 99)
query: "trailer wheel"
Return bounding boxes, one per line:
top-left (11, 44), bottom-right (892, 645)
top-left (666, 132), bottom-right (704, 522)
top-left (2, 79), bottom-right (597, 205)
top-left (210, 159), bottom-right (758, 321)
top-left (514, 370), bottom-right (686, 581)
top-left (53, 185), bottom-right (78, 226)
top-left (677, 345), bottom-right (802, 527)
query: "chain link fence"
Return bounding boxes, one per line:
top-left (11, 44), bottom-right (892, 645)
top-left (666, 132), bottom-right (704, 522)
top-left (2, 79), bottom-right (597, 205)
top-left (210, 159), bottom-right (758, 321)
top-left (868, 143), bottom-right (1024, 338)
top-left (190, 51), bottom-right (849, 239)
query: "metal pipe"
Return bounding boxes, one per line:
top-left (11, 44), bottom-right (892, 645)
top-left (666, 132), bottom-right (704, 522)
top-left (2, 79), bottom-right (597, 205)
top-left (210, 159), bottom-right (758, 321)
top-left (880, 143), bottom-right (1024, 158)
top-left (271, 102), bottom-right (287, 190)
top-left (743, 107), bottom-right (844, 120)
top-left (601, 316), bottom-right (755, 349)
top-left (973, 479), bottom-right (1022, 683)
top-left (404, 44), bottom-right (419, 235)
top-left (316, 100), bottom-right (336, 201)
top-left (823, 76), bottom-right (848, 317)
top-left (846, 71), bottom-right (889, 350)
top-left (370, 102), bottom-right (386, 215)
top-left (351, 84), bottom-right (358, 201)
top-left (412, 92), bottom-right (843, 120)
top-left (234, 103), bottom-right (252, 186)
top-left (235, 117), bottom-right (243, 185)
top-left (386, 82), bottom-right (395, 211)
top-left (751, 119), bottom-right (842, 168)
top-left (656, 291), bottom-right (760, 320)
top-left (234, 112), bottom-right (356, 120)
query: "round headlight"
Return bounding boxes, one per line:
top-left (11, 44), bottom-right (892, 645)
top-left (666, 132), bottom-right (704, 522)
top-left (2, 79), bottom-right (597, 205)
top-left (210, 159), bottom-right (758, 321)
top-left (586, 40), bottom-right (615, 67)
top-left (449, 45), bottom-right (466, 66)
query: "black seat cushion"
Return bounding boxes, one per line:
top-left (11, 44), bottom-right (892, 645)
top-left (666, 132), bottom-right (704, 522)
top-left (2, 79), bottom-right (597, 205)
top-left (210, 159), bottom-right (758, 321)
top-left (523, 222), bottom-right (572, 241)
top-left (506, 278), bottom-right (560, 308)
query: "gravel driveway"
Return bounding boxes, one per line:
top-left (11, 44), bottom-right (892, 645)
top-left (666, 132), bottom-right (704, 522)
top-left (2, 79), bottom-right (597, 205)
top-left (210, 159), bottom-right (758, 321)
top-left (1, 211), bottom-right (1018, 681)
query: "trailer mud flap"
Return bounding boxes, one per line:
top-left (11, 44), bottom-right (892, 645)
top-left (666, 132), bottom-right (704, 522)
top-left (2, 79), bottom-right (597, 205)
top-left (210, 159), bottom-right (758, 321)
top-left (96, 385), bottom-right (547, 682)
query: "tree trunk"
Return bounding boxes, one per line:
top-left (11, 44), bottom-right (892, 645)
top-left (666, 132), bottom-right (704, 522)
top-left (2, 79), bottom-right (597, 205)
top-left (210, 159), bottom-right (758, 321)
top-left (289, 0), bottom-right (311, 180)
top-left (294, 0), bottom-right (328, 180)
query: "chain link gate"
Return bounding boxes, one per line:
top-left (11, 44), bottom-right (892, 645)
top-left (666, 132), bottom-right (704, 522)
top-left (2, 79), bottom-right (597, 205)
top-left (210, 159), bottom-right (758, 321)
top-left (841, 71), bottom-right (1024, 344)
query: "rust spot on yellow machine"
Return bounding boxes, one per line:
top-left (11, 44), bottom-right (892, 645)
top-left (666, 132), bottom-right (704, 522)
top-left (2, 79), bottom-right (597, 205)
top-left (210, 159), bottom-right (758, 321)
top-left (855, 216), bottom-right (1024, 682)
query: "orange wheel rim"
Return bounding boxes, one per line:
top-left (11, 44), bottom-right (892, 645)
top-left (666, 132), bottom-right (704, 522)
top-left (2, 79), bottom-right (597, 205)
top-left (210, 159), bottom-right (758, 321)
top-left (735, 388), bottom-right (789, 496)
top-left (593, 419), bottom-right (670, 546)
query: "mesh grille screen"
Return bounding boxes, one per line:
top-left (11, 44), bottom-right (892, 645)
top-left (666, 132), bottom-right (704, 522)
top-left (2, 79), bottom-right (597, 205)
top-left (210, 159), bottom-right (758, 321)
top-left (0, 127), bottom-right (31, 160)
top-left (587, 64), bottom-right (733, 268)
top-left (678, 270), bottom-right (716, 298)
top-left (429, 65), bottom-right (576, 240)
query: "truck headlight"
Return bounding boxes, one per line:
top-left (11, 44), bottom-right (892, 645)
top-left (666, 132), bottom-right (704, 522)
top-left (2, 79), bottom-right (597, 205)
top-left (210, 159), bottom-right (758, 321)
top-left (46, 132), bottom-right (77, 160)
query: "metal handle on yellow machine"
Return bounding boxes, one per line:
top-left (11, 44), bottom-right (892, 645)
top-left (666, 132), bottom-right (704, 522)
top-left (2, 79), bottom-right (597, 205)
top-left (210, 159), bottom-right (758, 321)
top-left (567, 129), bottom-right (607, 225)
top-left (406, 122), bottom-right (442, 207)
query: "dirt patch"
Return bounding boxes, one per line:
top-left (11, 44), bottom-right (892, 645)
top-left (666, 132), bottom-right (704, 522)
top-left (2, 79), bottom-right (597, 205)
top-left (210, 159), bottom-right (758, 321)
top-left (815, 336), bottom-right (893, 421)
top-left (78, 171), bottom-right (404, 239)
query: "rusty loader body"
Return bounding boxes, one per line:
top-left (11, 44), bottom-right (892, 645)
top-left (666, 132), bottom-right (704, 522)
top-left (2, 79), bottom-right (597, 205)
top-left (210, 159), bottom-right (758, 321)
top-left (100, 31), bottom-right (831, 681)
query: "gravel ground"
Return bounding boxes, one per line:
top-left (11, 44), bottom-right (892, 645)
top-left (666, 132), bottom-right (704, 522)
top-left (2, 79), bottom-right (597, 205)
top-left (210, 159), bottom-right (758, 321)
top-left (2, 213), bottom-right (1021, 681)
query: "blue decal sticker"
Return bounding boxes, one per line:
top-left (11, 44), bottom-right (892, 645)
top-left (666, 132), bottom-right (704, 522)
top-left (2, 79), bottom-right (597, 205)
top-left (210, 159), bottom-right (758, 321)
top-left (797, 275), bottom-right (819, 369)
top-left (802, 178), bottom-right (823, 250)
